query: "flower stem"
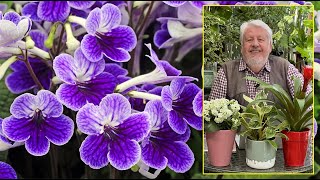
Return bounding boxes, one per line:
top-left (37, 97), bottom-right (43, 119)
top-left (68, 15), bottom-right (86, 29)
top-left (0, 56), bottom-right (18, 80)
top-left (136, 1), bottom-right (154, 38)
top-left (109, 165), bottom-right (117, 179)
top-left (127, 90), bottom-right (162, 101)
top-left (49, 145), bottom-right (58, 178)
top-left (23, 49), bottom-right (44, 90)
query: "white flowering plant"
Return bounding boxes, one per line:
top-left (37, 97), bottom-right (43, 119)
top-left (204, 98), bottom-right (241, 133)
top-left (239, 90), bottom-right (288, 149)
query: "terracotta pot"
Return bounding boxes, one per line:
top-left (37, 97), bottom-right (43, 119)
top-left (206, 130), bottom-right (236, 167)
top-left (281, 129), bottom-right (310, 167)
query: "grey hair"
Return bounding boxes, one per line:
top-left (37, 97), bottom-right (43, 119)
top-left (240, 20), bottom-right (273, 45)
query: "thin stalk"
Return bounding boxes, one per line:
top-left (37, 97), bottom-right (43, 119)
top-left (109, 165), bottom-right (117, 179)
top-left (136, 1), bottom-right (154, 38)
top-left (23, 48), bottom-right (44, 90)
top-left (49, 145), bottom-right (58, 178)
top-left (55, 23), bottom-right (65, 57)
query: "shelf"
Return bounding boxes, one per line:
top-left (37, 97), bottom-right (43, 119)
top-left (204, 147), bottom-right (313, 173)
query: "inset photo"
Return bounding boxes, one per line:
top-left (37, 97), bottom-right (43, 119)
top-left (203, 5), bottom-right (314, 174)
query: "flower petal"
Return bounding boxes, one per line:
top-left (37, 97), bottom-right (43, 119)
top-left (162, 141), bottom-right (194, 173)
top-left (10, 93), bottom-right (36, 118)
top-left (102, 46), bottom-right (130, 62)
top-left (81, 34), bottom-right (103, 62)
top-left (43, 115), bottom-right (74, 145)
top-left (25, 128), bottom-right (50, 156)
top-left (36, 90), bottom-right (63, 118)
top-left (168, 110), bottom-right (187, 134)
top-left (0, 20), bottom-right (20, 47)
top-left (161, 86), bottom-right (173, 111)
top-left (193, 90), bottom-right (203, 117)
top-left (108, 138), bottom-right (140, 170)
top-left (73, 48), bottom-right (105, 81)
top-left (85, 7), bottom-right (101, 35)
top-left (5, 70), bottom-right (37, 94)
top-left (53, 54), bottom-right (77, 84)
top-left (22, 2), bottom-right (42, 22)
top-left (2, 116), bottom-right (33, 142)
top-left (29, 30), bottom-right (48, 51)
top-left (76, 103), bottom-right (104, 135)
top-left (17, 18), bottom-right (32, 39)
top-left (154, 29), bottom-right (171, 48)
top-left (68, 1), bottom-right (95, 10)
top-left (158, 121), bottom-right (191, 142)
top-left (0, 162), bottom-right (17, 179)
top-left (100, 93), bottom-right (131, 123)
top-left (144, 100), bottom-right (168, 129)
top-left (80, 135), bottom-right (109, 169)
top-left (3, 12), bottom-right (21, 25)
top-left (117, 112), bottom-right (150, 142)
top-left (163, 1), bottom-right (186, 7)
top-left (170, 78), bottom-right (186, 99)
top-left (176, 83), bottom-right (202, 130)
top-left (104, 63), bottom-right (128, 77)
top-left (37, 1), bottom-right (70, 22)
top-left (99, 3), bottom-right (122, 32)
top-left (141, 140), bottom-right (167, 170)
top-left (56, 84), bottom-right (87, 111)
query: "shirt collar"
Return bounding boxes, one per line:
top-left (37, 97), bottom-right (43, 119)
top-left (239, 58), bottom-right (271, 72)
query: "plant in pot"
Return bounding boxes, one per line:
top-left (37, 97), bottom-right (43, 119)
top-left (204, 98), bottom-right (241, 167)
top-left (246, 65), bottom-right (313, 167)
top-left (239, 90), bottom-right (288, 170)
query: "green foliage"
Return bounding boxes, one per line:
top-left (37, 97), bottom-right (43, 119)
top-left (246, 76), bottom-right (313, 132)
top-left (239, 90), bottom-right (287, 149)
top-left (204, 6), bottom-right (313, 68)
top-left (0, 63), bottom-right (16, 119)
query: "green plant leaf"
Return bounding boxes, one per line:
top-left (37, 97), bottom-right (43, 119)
top-left (266, 140), bottom-right (277, 149)
top-left (0, 63), bottom-right (16, 118)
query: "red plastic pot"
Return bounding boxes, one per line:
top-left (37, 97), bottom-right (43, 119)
top-left (281, 129), bottom-right (310, 167)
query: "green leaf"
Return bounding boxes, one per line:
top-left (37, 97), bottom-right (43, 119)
top-left (266, 140), bottom-right (277, 150)
top-left (205, 122), bottom-right (220, 133)
top-left (0, 63), bottom-right (16, 118)
top-left (0, 150), bottom-right (8, 162)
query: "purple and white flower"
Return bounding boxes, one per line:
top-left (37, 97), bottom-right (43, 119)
top-left (115, 43), bottom-right (197, 93)
top-left (0, 161), bottom-right (17, 179)
top-left (0, 118), bottom-right (24, 151)
top-left (141, 100), bottom-right (194, 173)
top-left (76, 93), bottom-right (150, 170)
top-left (161, 78), bottom-right (202, 134)
top-left (80, 3), bottom-right (137, 62)
top-left (2, 90), bottom-right (74, 156)
top-left (22, 1), bottom-right (95, 22)
top-left (53, 47), bottom-right (117, 111)
top-left (0, 11), bottom-right (31, 48)
top-left (193, 90), bottom-right (203, 117)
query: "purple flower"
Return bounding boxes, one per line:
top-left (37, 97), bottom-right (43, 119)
top-left (115, 43), bottom-right (197, 93)
top-left (2, 90), bottom-right (74, 156)
top-left (161, 79), bottom-right (202, 134)
top-left (0, 11), bottom-right (32, 48)
top-left (22, 1), bottom-right (95, 22)
top-left (53, 47), bottom-right (117, 111)
top-left (130, 84), bottom-right (163, 111)
top-left (0, 161), bottom-right (17, 179)
top-left (0, 118), bottom-right (24, 151)
top-left (217, 1), bottom-right (240, 5)
top-left (192, 90), bottom-right (203, 117)
top-left (81, 3), bottom-right (137, 62)
top-left (5, 57), bottom-right (53, 94)
top-left (5, 30), bottom-right (52, 94)
top-left (141, 100), bottom-right (194, 173)
top-left (163, 1), bottom-right (210, 9)
top-left (76, 93), bottom-right (150, 170)
top-left (251, 1), bottom-right (277, 5)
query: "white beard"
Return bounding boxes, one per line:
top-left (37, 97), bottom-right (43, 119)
top-left (243, 55), bottom-right (268, 72)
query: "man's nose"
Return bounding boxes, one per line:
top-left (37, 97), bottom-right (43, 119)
top-left (251, 39), bottom-right (259, 47)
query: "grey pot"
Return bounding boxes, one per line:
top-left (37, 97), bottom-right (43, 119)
top-left (245, 138), bottom-right (276, 169)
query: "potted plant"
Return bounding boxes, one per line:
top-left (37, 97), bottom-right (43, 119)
top-left (239, 90), bottom-right (288, 170)
top-left (204, 98), bottom-right (241, 167)
top-left (246, 65), bottom-right (313, 167)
